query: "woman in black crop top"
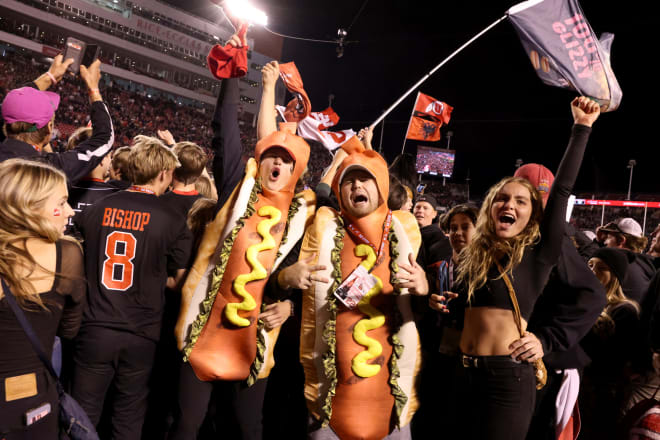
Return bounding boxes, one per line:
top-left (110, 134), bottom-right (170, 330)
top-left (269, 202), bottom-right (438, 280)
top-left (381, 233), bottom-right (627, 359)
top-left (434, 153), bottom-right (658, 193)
top-left (450, 97), bottom-right (601, 440)
top-left (0, 159), bottom-right (85, 439)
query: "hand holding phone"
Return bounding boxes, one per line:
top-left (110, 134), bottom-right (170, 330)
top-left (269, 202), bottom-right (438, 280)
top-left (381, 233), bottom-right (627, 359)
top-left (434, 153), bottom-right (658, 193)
top-left (47, 54), bottom-right (74, 83)
top-left (80, 59), bottom-right (102, 91)
top-left (63, 37), bottom-right (99, 74)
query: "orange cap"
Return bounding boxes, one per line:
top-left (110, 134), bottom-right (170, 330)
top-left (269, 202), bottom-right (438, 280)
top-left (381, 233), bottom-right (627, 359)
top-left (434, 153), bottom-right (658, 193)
top-left (255, 126), bottom-right (310, 193)
top-left (332, 150), bottom-right (389, 212)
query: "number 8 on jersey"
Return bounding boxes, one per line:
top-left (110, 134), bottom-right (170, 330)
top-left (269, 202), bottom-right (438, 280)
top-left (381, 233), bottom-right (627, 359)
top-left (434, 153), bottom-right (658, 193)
top-left (102, 231), bottom-right (137, 291)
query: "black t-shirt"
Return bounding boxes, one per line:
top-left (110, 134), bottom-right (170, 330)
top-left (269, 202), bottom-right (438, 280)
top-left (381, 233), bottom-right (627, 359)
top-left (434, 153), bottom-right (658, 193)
top-left (66, 178), bottom-right (121, 237)
top-left (76, 190), bottom-right (193, 341)
top-left (159, 190), bottom-right (202, 220)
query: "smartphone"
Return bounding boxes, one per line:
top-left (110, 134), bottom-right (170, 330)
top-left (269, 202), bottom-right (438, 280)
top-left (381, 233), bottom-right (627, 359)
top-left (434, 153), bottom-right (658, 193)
top-left (63, 38), bottom-right (99, 73)
top-left (416, 183), bottom-right (426, 194)
top-left (63, 37), bottom-right (86, 73)
top-left (81, 44), bottom-right (100, 69)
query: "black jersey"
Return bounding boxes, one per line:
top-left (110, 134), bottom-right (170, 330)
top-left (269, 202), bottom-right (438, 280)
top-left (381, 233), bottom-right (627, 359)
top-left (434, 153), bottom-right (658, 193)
top-left (159, 189), bottom-right (202, 220)
top-left (76, 190), bottom-right (193, 341)
top-left (66, 178), bottom-right (121, 237)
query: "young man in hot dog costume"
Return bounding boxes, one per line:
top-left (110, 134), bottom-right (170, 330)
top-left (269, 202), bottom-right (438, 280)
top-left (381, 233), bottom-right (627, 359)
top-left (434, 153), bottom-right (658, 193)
top-left (169, 30), bottom-right (315, 439)
top-left (300, 144), bottom-right (428, 440)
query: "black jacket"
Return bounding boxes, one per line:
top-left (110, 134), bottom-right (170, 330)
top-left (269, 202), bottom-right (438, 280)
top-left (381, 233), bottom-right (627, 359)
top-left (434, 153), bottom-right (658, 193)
top-left (0, 100), bottom-right (114, 185)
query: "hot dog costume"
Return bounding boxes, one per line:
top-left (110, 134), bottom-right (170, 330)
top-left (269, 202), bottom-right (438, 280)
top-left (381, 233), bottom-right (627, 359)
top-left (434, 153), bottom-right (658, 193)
top-left (175, 125), bottom-right (315, 385)
top-left (300, 149), bottom-right (422, 440)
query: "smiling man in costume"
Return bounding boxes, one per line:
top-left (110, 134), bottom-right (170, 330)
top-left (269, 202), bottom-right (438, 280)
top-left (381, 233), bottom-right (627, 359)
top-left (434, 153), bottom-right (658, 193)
top-left (170, 29), bottom-right (315, 440)
top-left (299, 144), bottom-right (428, 440)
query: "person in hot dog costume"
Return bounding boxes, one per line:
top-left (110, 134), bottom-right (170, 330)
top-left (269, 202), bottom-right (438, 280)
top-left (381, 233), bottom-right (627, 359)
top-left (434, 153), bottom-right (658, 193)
top-left (300, 144), bottom-right (428, 440)
top-left (169, 31), bottom-right (315, 440)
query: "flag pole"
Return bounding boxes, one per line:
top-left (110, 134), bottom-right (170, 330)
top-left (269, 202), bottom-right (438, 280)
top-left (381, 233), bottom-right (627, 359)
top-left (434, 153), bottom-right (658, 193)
top-left (401, 92), bottom-right (420, 154)
top-left (370, 14), bottom-right (508, 129)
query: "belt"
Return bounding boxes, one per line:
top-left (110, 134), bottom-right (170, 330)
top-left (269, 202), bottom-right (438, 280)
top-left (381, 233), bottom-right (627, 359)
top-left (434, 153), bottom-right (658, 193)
top-left (460, 354), bottom-right (522, 369)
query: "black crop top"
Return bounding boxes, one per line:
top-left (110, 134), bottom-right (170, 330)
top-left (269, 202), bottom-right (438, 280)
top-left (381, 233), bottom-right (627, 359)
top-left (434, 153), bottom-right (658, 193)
top-left (462, 124), bottom-right (592, 321)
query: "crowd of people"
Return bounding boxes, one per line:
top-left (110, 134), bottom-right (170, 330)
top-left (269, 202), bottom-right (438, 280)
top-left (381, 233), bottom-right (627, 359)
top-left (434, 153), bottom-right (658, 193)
top-left (2, 27), bottom-right (660, 440)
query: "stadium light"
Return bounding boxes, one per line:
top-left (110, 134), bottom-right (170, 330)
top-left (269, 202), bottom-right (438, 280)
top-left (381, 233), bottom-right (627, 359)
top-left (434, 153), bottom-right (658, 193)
top-left (223, 0), bottom-right (268, 26)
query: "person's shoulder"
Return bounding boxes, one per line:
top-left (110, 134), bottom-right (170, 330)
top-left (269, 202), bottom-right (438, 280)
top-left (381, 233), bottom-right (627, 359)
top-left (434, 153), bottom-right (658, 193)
top-left (610, 301), bottom-right (640, 322)
top-left (0, 138), bottom-right (40, 160)
top-left (421, 224), bottom-right (447, 239)
top-left (159, 191), bottom-right (177, 201)
top-left (58, 238), bottom-right (83, 259)
top-left (107, 179), bottom-right (131, 190)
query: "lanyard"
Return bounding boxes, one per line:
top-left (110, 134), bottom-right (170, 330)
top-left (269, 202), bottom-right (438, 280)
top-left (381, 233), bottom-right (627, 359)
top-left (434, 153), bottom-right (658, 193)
top-left (128, 185), bottom-right (156, 195)
top-left (172, 189), bottom-right (199, 195)
top-left (346, 210), bottom-right (392, 268)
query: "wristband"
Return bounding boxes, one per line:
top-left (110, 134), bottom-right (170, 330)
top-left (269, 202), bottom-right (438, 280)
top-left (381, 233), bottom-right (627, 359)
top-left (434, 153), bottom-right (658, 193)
top-left (284, 299), bottom-right (294, 318)
top-left (45, 72), bottom-right (57, 85)
top-left (88, 88), bottom-right (101, 97)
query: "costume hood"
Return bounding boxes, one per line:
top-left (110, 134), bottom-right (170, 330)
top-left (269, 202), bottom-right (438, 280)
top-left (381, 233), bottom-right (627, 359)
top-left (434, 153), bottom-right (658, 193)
top-left (255, 122), bottom-right (310, 194)
top-left (332, 150), bottom-right (390, 228)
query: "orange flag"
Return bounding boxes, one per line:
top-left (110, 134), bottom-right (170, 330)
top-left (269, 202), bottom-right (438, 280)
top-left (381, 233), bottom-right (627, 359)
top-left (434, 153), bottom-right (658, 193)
top-left (279, 62), bottom-right (312, 122)
top-left (405, 92), bottom-right (453, 141)
top-left (413, 92), bottom-right (453, 124)
top-left (406, 116), bottom-right (441, 141)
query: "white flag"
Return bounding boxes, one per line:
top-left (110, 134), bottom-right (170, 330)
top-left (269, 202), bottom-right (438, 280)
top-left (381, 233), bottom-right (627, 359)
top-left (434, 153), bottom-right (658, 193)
top-left (276, 106), bottom-right (356, 151)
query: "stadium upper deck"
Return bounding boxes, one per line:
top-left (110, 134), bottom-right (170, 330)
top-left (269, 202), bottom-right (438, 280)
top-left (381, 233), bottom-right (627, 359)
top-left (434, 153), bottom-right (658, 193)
top-left (0, 0), bottom-right (284, 117)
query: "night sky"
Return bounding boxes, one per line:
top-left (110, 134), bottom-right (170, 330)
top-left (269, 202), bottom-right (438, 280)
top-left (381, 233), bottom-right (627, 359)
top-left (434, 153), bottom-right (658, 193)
top-left (178, 0), bottom-right (654, 198)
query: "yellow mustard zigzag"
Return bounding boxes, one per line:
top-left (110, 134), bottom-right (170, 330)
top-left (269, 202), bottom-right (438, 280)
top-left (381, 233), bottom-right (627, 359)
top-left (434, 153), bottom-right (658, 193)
top-left (224, 205), bottom-right (282, 327)
top-left (351, 244), bottom-right (385, 378)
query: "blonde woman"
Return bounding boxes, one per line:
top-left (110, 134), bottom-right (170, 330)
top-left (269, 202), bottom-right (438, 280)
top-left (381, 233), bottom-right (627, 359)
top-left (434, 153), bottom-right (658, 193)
top-left (0, 159), bottom-right (83, 439)
top-left (452, 97), bottom-right (600, 439)
top-left (580, 247), bottom-right (640, 438)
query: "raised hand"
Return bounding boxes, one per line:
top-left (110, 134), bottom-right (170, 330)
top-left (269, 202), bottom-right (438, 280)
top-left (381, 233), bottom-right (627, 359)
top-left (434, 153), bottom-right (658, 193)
top-left (261, 61), bottom-right (280, 90)
top-left (571, 96), bottom-right (600, 127)
top-left (227, 26), bottom-right (247, 48)
top-left (157, 129), bottom-right (176, 146)
top-left (357, 126), bottom-right (374, 150)
top-left (35, 54), bottom-right (74, 90)
top-left (49, 54), bottom-right (74, 83)
top-left (80, 59), bottom-right (101, 90)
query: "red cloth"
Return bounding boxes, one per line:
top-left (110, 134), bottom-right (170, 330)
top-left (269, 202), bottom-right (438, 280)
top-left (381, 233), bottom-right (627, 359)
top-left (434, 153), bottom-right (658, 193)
top-left (206, 24), bottom-right (249, 79)
top-left (278, 62), bottom-right (312, 122)
top-left (557, 405), bottom-right (580, 440)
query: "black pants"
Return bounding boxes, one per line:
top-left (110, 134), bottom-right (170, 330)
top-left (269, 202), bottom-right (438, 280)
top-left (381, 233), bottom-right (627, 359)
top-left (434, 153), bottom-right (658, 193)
top-left (457, 355), bottom-right (536, 440)
top-left (169, 361), bottom-right (268, 440)
top-left (526, 370), bottom-right (565, 440)
top-left (70, 327), bottom-right (157, 440)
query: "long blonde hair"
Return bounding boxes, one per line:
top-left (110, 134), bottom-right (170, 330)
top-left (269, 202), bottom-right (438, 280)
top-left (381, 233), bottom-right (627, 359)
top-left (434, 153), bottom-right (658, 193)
top-left (594, 269), bottom-right (639, 335)
top-left (0, 159), bottom-right (70, 308)
top-left (456, 177), bottom-right (544, 301)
